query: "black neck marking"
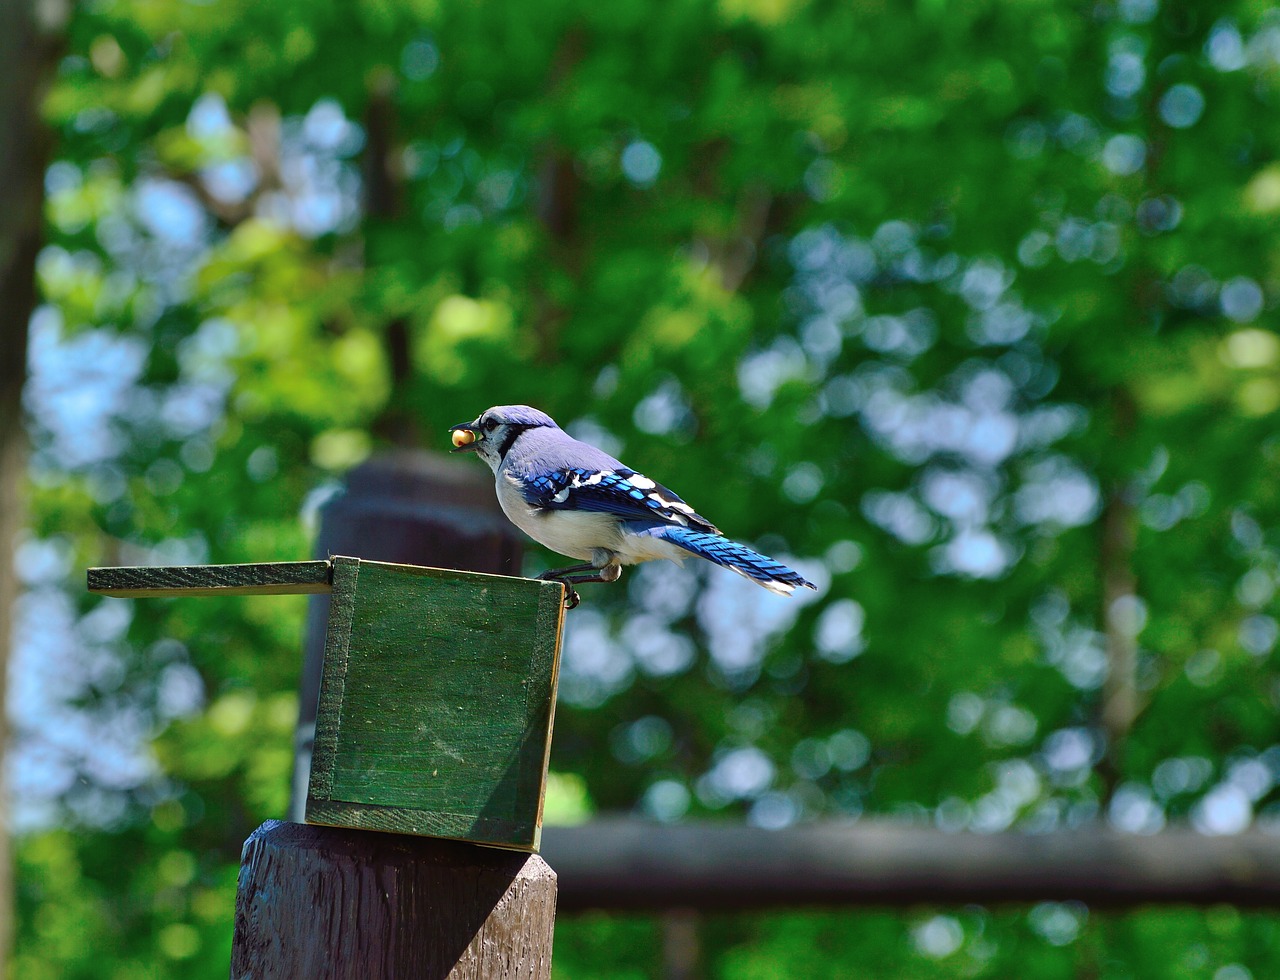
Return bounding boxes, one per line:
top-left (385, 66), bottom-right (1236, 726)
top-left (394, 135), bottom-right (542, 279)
top-left (494, 424), bottom-right (532, 459)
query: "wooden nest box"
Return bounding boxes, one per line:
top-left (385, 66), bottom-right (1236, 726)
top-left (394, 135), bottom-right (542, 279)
top-left (89, 557), bottom-right (566, 852)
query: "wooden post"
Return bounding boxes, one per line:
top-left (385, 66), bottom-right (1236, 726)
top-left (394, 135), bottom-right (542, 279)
top-left (232, 821), bottom-right (556, 980)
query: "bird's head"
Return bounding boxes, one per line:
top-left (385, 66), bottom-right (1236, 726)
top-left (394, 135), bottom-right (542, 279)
top-left (449, 405), bottom-right (559, 471)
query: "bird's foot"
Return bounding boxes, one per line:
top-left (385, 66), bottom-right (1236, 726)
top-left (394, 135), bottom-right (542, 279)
top-left (536, 567), bottom-right (586, 609)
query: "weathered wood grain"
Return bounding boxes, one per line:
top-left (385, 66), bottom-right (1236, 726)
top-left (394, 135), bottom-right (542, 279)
top-left (306, 558), bottom-right (565, 851)
top-left (231, 820), bottom-right (556, 979)
top-left (87, 561), bottom-right (332, 598)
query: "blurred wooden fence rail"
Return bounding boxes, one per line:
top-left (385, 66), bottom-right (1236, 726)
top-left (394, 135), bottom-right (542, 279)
top-left (542, 819), bottom-right (1280, 911)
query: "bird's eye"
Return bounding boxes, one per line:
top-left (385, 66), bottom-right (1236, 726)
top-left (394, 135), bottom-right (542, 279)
top-left (483, 420), bottom-right (497, 432)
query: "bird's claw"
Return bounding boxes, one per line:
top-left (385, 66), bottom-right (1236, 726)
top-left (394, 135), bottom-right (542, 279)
top-left (537, 571), bottom-right (581, 609)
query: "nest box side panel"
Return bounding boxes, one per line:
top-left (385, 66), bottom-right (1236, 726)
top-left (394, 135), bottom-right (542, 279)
top-left (307, 559), bottom-right (564, 849)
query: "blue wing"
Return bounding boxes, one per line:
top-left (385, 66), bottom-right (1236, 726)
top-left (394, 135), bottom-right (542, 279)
top-left (520, 467), bottom-right (720, 533)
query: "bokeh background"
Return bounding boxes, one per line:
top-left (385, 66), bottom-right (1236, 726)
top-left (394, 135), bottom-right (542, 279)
top-left (5, 0), bottom-right (1280, 975)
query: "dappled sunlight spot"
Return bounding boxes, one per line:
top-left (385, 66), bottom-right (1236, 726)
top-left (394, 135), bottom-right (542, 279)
top-left (1040, 727), bottom-right (1099, 786)
top-left (157, 663), bottom-right (205, 720)
top-left (1227, 757), bottom-right (1274, 802)
top-left (781, 461), bottom-right (824, 504)
top-left (203, 159), bottom-right (257, 206)
top-left (862, 490), bottom-right (936, 545)
top-left (920, 467), bottom-right (992, 524)
top-left (1235, 568), bottom-right (1275, 609)
top-left (1159, 83), bottom-right (1206, 129)
top-left (620, 140), bottom-right (662, 187)
top-left (542, 772), bottom-right (592, 826)
top-left (1220, 278), bottom-right (1265, 323)
top-left (611, 716), bottom-right (674, 765)
top-left (946, 692), bottom-right (985, 735)
top-left (827, 729), bottom-right (871, 771)
top-left (982, 703), bottom-right (1038, 748)
top-left (1208, 18), bottom-right (1248, 70)
top-left (186, 92), bottom-right (236, 144)
top-left (310, 429), bottom-right (371, 472)
top-left (1169, 263), bottom-right (1217, 308)
top-left (968, 300), bottom-right (1035, 345)
top-left (1152, 756), bottom-right (1214, 799)
top-left (418, 294), bottom-right (517, 385)
top-left (641, 779), bottom-right (691, 823)
top-left (749, 791), bottom-right (800, 829)
top-left (800, 313), bottom-right (846, 364)
top-left (1105, 43), bottom-right (1145, 100)
top-left (565, 416), bottom-right (624, 459)
top-left (860, 310), bottom-right (936, 361)
top-left (696, 559), bottom-right (817, 683)
top-left (737, 337), bottom-right (809, 409)
top-left (823, 539), bottom-right (862, 574)
top-left (1107, 594), bottom-right (1148, 639)
top-left (789, 224), bottom-right (876, 282)
top-left (1221, 327), bottom-right (1279, 368)
top-left (812, 598), bottom-right (865, 663)
top-left (1231, 510), bottom-right (1266, 550)
top-left (14, 535), bottom-right (76, 587)
top-left (912, 915), bottom-right (964, 959)
top-left (11, 588), bottom-right (160, 830)
top-left (26, 307), bottom-right (148, 470)
top-left (117, 534), bottom-right (210, 569)
top-left (1101, 134), bottom-right (1146, 176)
top-left (621, 614), bottom-right (696, 677)
top-left (136, 179), bottom-right (208, 245)
top-left (1017, 229), bottom-right (1053, 267)
top-left (303, 99), bottom-right (363, 155)
top-left (935, 796), bottom-right (972, 832)
top-left (1140, 480), bottom-right (1211, 531)
top-left (1060, 215), bottom-right (1123, 262)
top-left (1244, 164), bottom-right (1280, 213)
top-left (933, 528), bottom-right (1015, 579)
top-left (1136, 197), bottom-right (1182, 235)
top-left (1108, 783), bottom-right (1165, 835)
top-left (628, 561), bottom-right (698, 620)
top-left (246, 445), bottom-right (279, 483)
top-left (1193, 784), bottom-right (1253, 835)
top-left (1239, 614), bottom-right (1278, 657)
top-left (697, 746), bottom-right (775, 806)
top-left (957, 258), bottom-right (1012, 311)
top-left (632, 378), bottom-right (692, 437)
top-left (559, 608), bottom-right (633, 707)
top-left (1028, 902), bottom-right (1086, 946)
top-left (400, 37), bottom-right (440, 80)
top-left (790, 738), bottom-right (830, 780)
top-left (1040, 623), bottom-right (1108, 690)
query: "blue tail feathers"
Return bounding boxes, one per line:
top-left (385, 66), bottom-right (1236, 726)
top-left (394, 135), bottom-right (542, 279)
top-left (657, 525), bottom-right (816, 596)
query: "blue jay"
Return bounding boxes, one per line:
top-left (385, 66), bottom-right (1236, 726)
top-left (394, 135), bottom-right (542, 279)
top-left (449, 405), bottom-right (816, 608)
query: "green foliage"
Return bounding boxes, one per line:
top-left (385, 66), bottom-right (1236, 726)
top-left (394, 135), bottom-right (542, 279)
top-left (16, 0), bottom-right (1280, 975)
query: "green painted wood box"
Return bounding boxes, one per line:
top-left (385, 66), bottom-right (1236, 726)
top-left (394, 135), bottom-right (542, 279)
top-left (88, 556), bottom-right (566, 852)
top-left (307, 557), bottom-right (566, 851)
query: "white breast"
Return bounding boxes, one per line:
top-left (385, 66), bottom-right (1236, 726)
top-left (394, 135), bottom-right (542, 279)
top-left (496, 472), bottom-right (625, 562)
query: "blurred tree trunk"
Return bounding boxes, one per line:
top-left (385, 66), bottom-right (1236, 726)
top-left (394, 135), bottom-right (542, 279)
top-left (0, 0), bottom-right (64, 965)
top-left (1098, 388), bottom-right (1141, 802)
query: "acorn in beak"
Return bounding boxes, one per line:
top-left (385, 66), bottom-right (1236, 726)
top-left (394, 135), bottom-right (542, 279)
top-left (448, 422), bottom-right (480, 452)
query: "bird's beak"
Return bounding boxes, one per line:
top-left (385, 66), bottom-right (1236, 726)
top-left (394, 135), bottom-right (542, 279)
top-left (448, 421), bottom-right (481, 453)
